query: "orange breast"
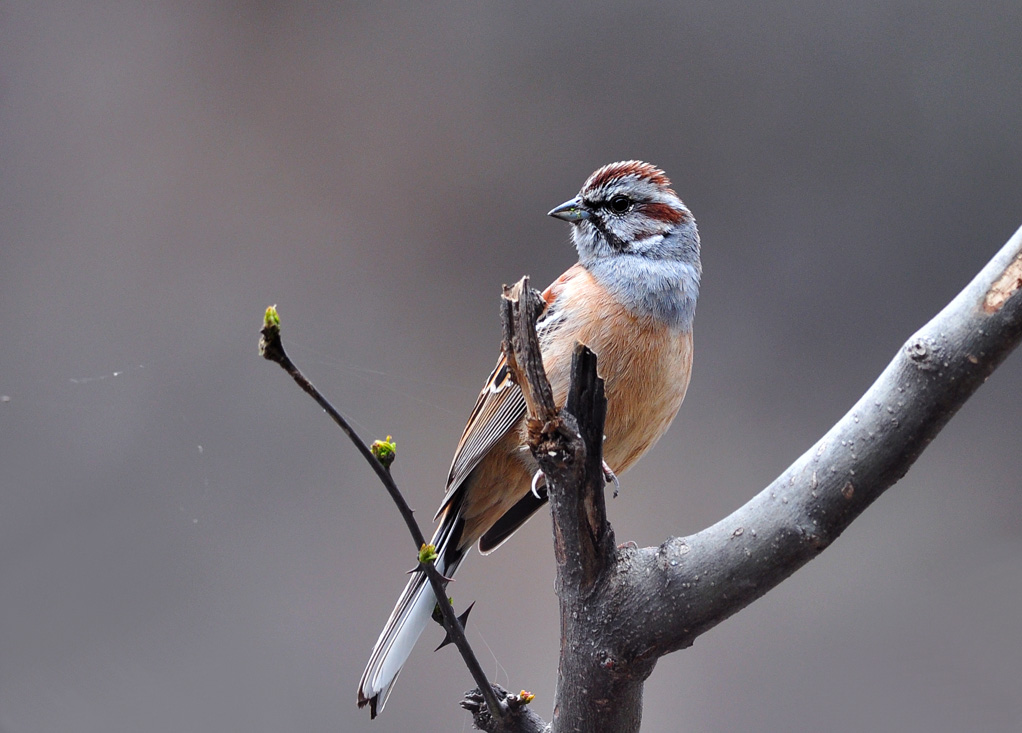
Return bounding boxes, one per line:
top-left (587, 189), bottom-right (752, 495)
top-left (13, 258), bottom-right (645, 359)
top-left (539, 267), bottom-right (694, 473)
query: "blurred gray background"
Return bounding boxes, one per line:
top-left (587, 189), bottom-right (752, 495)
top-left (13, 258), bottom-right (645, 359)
top-left (2, 2), bottom-right (1021, 732)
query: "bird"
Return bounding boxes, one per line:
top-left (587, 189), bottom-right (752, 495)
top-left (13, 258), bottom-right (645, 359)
top-left (358, 160), bottom-right (701, 717)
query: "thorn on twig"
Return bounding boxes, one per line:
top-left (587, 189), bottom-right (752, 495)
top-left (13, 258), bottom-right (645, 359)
top-left (435, 602), bottom-right (475, 651)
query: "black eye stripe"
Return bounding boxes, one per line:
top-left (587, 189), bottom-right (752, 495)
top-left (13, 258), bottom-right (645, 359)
top-left (582, 194), bottom-right (634, 214)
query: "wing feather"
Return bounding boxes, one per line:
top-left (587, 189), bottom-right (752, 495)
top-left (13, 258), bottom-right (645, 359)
top-left (434, 356), bottom-right (526, 519)
top-left (433, 268), bottom-right (580, 520)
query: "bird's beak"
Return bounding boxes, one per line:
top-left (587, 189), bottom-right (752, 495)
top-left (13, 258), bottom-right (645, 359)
top-left (547, 196), bottom-right (591, 222)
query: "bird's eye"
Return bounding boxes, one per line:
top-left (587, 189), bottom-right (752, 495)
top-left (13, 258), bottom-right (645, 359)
top-left (608, 195), bottom-right (631, 214)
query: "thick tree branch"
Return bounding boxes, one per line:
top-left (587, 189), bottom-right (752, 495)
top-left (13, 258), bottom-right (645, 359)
top-left (501, 282), bottom-right (633, 732)
top-left (495, 224), bottom-right (1022, 731)
top-left (624, 223), bottom-right (1022, 657)
top-left (558, 344), bottom-right (616, 590)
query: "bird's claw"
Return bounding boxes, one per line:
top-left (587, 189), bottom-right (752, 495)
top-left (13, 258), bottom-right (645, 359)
top-left (531, 469), bottom-right (546, 499)
top-left (603, 461), bottom-right (620, 497)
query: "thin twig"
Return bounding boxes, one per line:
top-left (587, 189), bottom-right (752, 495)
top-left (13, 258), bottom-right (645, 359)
top-left (258, 307), bottom-right (506, 721)
top-left (259, 309), bottom-right (425, 550)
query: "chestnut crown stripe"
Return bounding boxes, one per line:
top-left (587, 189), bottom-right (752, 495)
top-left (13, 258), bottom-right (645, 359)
top-left (585, 160), bottom-right (675, 195)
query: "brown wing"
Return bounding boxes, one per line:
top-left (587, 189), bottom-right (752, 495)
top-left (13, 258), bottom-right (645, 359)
top-left (432, 267), bottom-right (581, 520)
top-left (433, 356), bottom-right (526, 520)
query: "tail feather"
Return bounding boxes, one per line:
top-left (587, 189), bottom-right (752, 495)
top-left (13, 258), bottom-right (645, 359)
top-left (357, 568), bottom-right (435, 717)
top-left (358, 516), bottom-right (465, 718)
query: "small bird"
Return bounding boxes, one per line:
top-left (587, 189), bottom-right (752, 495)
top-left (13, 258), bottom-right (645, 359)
top-left (358, 161), bottom-right (701, 717)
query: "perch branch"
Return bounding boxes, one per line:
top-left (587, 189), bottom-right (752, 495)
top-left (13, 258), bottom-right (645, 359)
top-left (494, 224), bottom-right (1022, 732)
top-left (500, 280), bottom-right (615, 590)
top-left (500, 280), bottom-right (626, 731)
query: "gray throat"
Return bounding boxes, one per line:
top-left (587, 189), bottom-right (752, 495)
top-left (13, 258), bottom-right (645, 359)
top-left (585, 255), bottom-right (700, 332)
